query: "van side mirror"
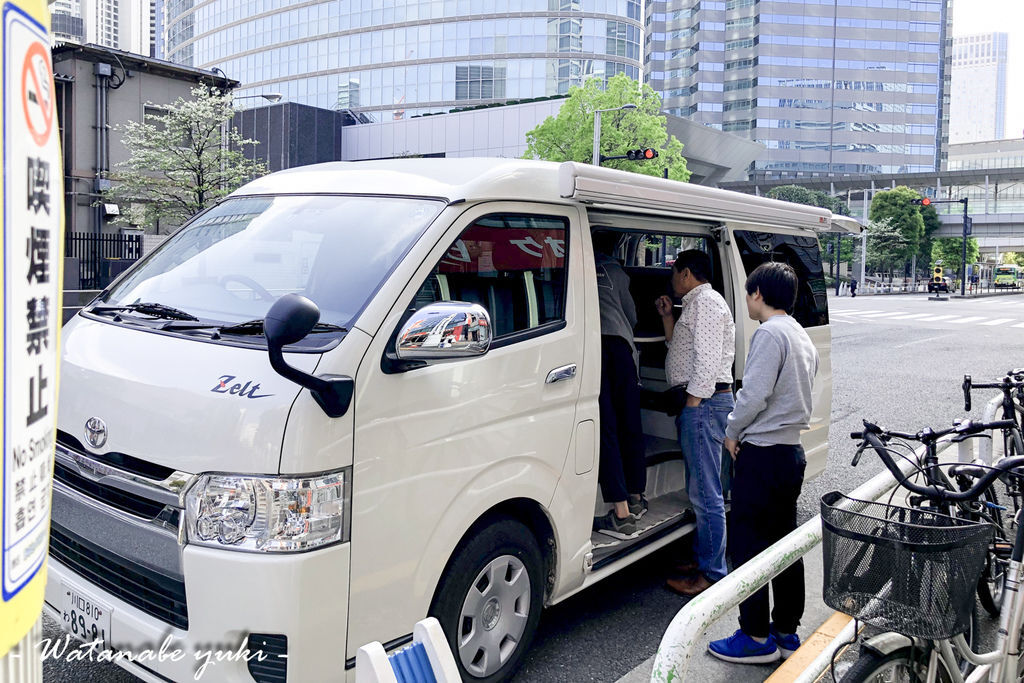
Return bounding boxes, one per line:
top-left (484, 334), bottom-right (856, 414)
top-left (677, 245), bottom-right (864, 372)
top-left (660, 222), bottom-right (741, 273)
top-left (396, 302), bottom-right (492, 361)
top-left (264, 294), bottom-right (353, 418)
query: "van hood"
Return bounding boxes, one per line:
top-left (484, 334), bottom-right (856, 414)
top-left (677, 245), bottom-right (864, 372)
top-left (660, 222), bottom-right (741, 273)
top-left (59, 316), bottom-right (321, 475)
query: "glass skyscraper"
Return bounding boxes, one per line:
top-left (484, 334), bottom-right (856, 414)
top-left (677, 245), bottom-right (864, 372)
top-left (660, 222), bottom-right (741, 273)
top-left (645, 0), bottom-right (953, 179)
top-left (164, 0), bottom-right (643, 120)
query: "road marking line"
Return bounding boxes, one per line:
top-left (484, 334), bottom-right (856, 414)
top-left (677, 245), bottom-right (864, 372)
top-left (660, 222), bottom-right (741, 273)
top-left (860, 311), bottom-right (905, 318)
top-left (948, 316), bottom-right (986, 324)
top-left (981, 318), bottom-right (1015, 326)
top-left (917, 314), bottom-right (956, 321)
top-left (765, 612), bottom-right (856, 683)
top-left (886, 313), bottom-right (931, 320)
top-left (831, 310), bottom-right (880, 316)
top-left (1014, 322), bottom-right (1024, 329)
top-left (895, 333), bottom-right (955, 349)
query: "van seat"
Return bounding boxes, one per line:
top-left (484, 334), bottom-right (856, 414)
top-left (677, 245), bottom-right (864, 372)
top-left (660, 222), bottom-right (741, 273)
top-left (644, 434), bottom-right (680, 464)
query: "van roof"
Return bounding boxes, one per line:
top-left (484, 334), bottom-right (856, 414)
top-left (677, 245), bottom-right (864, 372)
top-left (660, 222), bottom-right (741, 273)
top-left (232, 158), bottom-right (861, 234)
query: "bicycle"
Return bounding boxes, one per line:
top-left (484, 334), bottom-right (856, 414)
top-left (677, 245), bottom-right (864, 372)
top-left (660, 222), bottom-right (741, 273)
top-left (826, 418), bottom-right (1024, 683)
top-left (964, 370), bottom-right (1024, 615)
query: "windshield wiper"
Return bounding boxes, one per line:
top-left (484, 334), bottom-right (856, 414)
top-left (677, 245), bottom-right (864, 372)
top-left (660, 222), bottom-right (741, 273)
top-left (159, 318), bottom-right (346, 337)
top-left (90, 302), bottom-right (199, 321)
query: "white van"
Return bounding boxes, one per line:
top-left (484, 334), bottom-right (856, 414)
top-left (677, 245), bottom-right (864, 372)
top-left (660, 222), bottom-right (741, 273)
top-left (46, 159), bottom-right (854, 682)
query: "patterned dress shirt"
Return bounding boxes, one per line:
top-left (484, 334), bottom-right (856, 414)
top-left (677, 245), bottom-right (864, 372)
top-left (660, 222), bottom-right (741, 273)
top-left (665, 283), bottom-right (736, 398)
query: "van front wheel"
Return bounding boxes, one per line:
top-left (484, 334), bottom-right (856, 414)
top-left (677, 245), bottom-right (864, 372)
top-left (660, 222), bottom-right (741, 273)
top-left (431, 519), bottom-right (544, 682)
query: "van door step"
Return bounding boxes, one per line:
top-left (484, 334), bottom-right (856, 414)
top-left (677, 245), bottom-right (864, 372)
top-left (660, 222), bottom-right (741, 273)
top-left (591, 491), bottom-right (691, 551)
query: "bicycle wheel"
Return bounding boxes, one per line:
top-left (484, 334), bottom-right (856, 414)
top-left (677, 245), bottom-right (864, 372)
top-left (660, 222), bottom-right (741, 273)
top-left (977, 486), bottom-right (1010, 617)
top-left (840, 645), bottom-right (954, 683)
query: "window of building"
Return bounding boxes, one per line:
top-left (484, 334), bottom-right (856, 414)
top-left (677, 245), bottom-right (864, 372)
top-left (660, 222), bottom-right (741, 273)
top-left (415, 214), bottom-right (569, 339)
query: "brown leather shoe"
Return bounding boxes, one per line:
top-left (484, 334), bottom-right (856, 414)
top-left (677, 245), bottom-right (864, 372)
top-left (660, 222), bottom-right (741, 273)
top-left (672, 561), bottom-right (699, 575)
top-left (666, 574), bottom-right (713, 596)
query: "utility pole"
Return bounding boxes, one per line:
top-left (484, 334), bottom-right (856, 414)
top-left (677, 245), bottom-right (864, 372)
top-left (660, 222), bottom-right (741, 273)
top-left (911, 196), bottom-right (971, 296)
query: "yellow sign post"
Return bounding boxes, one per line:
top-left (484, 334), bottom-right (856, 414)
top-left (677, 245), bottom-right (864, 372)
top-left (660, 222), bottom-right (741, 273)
top-left (0, 0), bottom-right (62, 675)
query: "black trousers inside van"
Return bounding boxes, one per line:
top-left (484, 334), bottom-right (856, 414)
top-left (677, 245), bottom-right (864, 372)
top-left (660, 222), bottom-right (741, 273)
top-left (598, 335), bottom-right (646, 503)
top-left (729, 442), bottom-right (806, 638)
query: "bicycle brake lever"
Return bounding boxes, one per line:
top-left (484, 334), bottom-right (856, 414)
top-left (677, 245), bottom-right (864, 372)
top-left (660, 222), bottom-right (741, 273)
top-left (851, 442), bottom-right (867, 467)
top-left (963, 374), bottom-right (972, 412)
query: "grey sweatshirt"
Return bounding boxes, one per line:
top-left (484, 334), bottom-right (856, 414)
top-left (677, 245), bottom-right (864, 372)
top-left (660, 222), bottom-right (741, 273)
top-left (595, 252), bottom-right (638, 369)
top-left (726, 314), bottom-right (819, 446)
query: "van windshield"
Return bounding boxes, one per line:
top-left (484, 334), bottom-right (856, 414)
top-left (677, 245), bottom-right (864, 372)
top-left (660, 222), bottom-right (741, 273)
top-left (99, 195), bottom-right (443, 330)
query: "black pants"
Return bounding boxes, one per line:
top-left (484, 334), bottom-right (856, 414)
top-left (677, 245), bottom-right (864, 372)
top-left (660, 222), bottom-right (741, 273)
top-left (729, 443), bottom-right (806, 637)
top-left (598, 336), bottom-right (646, 502)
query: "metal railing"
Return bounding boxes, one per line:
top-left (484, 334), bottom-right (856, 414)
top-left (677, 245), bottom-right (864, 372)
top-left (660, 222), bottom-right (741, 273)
top-left (649, 438), bottom-right (951, 683)
top-left (64, 232), bottom-right (142, 289)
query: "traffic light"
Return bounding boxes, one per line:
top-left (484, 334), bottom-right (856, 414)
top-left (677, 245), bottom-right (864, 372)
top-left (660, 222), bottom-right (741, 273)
top-left (911, 197), bottom-right (932, 206)
top-left (933, 265), bottom-right (943, 282)
top-left (626, 148), bottom-right (659, 161)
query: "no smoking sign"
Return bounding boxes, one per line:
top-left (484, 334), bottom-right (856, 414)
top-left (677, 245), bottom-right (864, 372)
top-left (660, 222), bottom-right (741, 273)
top-left (20, 40), bottom-right (52, 147)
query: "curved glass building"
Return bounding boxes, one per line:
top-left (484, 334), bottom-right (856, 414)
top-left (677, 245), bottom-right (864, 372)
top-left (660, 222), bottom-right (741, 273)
top-left (164, 0), bottom-right (642, 119)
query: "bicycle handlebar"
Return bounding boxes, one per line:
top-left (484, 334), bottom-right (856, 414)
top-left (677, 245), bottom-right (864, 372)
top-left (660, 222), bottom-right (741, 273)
top-left (853, 418), bottom-right (1023, 503)
top-left (963, 372), bottom-right (1024, 412)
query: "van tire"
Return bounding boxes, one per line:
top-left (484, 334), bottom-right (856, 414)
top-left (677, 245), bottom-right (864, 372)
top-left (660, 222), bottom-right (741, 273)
top-left (430, 518), bottom-right (544, 682)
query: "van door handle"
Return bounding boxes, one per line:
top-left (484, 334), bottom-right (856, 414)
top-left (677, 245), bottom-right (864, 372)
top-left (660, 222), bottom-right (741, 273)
top-left (545, 364), bottom-right (577, 384)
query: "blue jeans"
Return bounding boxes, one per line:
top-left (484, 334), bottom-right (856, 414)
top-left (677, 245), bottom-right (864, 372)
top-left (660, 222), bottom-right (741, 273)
top-left (676, 391), bottom-right (734, 582)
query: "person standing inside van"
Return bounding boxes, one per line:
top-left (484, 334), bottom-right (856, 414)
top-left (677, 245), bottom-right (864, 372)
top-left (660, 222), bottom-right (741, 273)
top-left (655, 250), bottom-right (735, 596)
top-left (708, 262), bottom-right (818, 664)
top-left (592, 232), bottom-right (647, 539)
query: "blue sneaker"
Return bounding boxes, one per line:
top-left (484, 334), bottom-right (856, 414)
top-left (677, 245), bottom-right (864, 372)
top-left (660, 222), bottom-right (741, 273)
top-left (770, 624), bottom-right (800, 659)
top-left (707, 629), bottom-right (780, 664)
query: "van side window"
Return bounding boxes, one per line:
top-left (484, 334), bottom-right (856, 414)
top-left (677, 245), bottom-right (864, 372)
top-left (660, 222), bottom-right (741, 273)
top-left (734, 230), bottom-right (829, 328)
top-left (415, 214), bottom-right (569, 338)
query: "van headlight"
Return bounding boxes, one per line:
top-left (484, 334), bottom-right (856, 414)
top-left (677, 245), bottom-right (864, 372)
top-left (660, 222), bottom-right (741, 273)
top-left (183, 469), bottom-right (350, 552)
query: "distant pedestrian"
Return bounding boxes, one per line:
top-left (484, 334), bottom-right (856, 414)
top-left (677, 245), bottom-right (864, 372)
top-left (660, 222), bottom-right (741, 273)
top-left (849, 278), bottom-right (857, 298)
top-left (708, 262), bottom-right (819, 665)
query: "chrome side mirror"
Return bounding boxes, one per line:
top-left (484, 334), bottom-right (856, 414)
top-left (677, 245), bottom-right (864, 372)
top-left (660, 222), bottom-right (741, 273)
top-left (396, 302), bottom-right (492, 361)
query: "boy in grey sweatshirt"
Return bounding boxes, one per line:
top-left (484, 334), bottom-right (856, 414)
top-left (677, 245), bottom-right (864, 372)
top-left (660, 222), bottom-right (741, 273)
top-left (707, 261), bottom-right (819, 665)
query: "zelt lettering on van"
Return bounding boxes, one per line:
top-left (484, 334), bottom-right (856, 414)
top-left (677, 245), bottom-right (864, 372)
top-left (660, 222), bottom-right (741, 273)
top-left (46, 159), bottom-right (858, 682)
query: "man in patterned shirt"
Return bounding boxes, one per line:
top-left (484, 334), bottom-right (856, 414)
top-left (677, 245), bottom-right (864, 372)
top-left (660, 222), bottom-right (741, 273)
top-left (655, 249), bottom-right (736, 596)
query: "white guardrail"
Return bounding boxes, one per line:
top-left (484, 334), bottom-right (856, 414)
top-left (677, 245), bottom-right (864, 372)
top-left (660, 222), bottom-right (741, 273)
top-left (649, 435), bottom-right (960, 683)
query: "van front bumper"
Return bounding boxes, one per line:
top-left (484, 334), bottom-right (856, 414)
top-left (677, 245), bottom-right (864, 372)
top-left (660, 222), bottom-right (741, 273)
top-left (45, 540), bottom-right (350, 682)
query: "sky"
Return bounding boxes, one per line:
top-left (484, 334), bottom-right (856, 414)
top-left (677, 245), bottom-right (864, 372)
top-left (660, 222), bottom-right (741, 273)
top-left (952, 0), bottom-right (1024, 140)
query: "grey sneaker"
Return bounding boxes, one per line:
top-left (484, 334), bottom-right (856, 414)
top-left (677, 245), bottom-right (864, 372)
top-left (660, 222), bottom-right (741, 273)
top-left (628, 494), bottom-right (649, 520)
top-left (593, 510), bottom-right (638, 539)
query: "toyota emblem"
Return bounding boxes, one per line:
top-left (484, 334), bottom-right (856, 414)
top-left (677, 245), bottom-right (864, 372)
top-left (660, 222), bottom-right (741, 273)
top-left (84, 417), bottom-right (107, 449)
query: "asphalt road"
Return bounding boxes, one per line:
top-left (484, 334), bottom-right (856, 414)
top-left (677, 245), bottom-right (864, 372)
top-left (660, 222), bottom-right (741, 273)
top-left (39, 292), bottom-right (1024, 682)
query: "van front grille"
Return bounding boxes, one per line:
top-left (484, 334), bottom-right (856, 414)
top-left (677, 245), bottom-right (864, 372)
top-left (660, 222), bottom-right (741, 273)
top-left (54, 461), bottom-right (177, 523)
top-left (49, 523), bottom-right (188, 630)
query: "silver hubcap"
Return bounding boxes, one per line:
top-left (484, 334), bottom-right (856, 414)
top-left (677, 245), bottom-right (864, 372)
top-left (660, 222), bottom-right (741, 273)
top-left (457, 554), bottom-right (531, 678)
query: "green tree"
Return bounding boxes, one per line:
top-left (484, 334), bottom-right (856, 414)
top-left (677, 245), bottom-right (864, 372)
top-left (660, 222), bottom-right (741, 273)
top-left (106, 87), bottom-right (267, 231)
top-left (918, 201), bottom-right (941, 273)
top-left (865, 217), bottom-right (910, 275)
top-left (932, 237), bottom-right (980, 277)
top-left (523, 74), bottom-right (690, 181)
top-left (868, 186), bottom-right (924, 266)
top-left (1001, 252), bottom-right (1023, 266)
top-left (766, 185), bottom-right (849, 216)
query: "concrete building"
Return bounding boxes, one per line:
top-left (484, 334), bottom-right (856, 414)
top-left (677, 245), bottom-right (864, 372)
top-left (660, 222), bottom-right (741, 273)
top-left (164, 1), bottom-right (643, 120)
top-left (949, 138), bottom-right (1024, 172)
top-left (645, 0), bottom-right (953, 180)
top-left (79, 0), bottom-right (153, 56)
top-left (49, 0), bottom-right (85, 43)
top-left (52, 42), bottom-right (236, 238)
top-left (949, 32), bottom-right (1008, 144)
top-left (234, 96), bottom-right (765, 186)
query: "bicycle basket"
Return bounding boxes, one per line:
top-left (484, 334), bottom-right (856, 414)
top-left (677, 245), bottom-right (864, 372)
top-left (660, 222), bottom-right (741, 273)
top-left (821, 490), bottom-right (994, 639)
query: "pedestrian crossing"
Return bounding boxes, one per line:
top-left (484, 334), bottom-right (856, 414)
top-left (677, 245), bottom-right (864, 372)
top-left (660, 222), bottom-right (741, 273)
top-left (830, 297), bottom-right (1024, 330)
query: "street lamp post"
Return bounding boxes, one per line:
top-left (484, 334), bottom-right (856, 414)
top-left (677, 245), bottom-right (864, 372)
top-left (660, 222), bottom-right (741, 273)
top-left (233, 93), bottom-right (283, 104)
top-left (916, 197), bottom-right (971, 296)
top-left (592, 104), bottom-right (638, 165)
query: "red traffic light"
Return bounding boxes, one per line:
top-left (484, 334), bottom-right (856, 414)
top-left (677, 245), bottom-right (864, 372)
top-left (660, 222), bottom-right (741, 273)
top-left (626, 148), bottom-right (659, 161)
top-left (644, 149), bottom-right (655, 159)
top-left (921, 197), bottom-right (930, 206)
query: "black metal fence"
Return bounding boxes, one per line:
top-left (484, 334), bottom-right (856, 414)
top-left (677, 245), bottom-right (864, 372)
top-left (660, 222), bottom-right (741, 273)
top-left (64, 232), bottom-right (142, 289)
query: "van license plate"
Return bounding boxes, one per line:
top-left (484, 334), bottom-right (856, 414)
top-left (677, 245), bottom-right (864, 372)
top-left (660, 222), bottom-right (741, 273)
top-left (61, 582), bottom-right (111, 648)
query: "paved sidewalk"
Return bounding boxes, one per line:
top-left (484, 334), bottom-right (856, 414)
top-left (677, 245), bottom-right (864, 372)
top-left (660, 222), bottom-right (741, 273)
top-left (615, 544), bottom-right (832, 683)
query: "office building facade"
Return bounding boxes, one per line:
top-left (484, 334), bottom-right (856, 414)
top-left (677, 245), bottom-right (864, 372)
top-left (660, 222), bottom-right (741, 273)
top-left (646, 0), bottom-right (953, 180)
top-left (164, 0), bottom-right (643, 119)
top-left (949, 32), bottom-right (1008, 144)
top-left (50, 0), bottom-right (86, 42)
